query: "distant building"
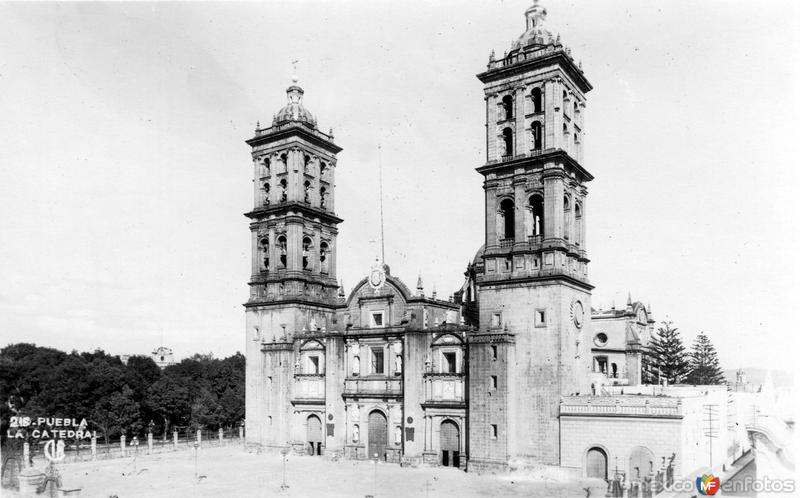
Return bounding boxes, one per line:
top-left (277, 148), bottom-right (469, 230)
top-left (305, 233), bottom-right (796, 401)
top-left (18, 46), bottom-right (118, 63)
top-left (151, 346), bottom-right (175, 369)
top-left (590, 296), bottom-right (654, 387)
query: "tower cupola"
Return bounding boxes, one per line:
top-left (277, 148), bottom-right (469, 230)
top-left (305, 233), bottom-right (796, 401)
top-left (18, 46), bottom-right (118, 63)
top-left (273, 76), bottom-right (317, 128)
top-left (512, 0), bottom-right (557, 51)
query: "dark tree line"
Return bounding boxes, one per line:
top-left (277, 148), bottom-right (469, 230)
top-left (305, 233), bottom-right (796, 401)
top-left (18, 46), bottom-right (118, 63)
top-left (0, 344), bottom-right (244, 443)
top-left (642, 322), bottom-right (725, 385)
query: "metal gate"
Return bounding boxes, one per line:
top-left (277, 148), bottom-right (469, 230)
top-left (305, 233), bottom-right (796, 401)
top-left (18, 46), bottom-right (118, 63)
top-left (367, 410), bottom-right (387, 460)
top-left (307, 414), bottom-right (322, 455)
top-left (586, 447), bottom-right (607, 479)
top-left (440, 420), bottom-right (460, 467)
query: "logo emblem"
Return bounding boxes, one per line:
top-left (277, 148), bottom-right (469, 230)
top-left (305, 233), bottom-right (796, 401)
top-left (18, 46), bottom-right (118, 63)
top-left (696, 474), bottom-right (720, 495)
top-left (368, 260), bottom-right (386, 291)
top-left (44, 439), bottom-right (66, 463)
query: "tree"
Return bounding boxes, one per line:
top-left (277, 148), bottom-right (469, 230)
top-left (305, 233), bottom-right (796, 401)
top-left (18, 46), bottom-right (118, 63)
top-left (685, 333), bottom-right (725, 385)
top-left (642, 321), bottom-right (689, 385)
top-left (145, 376), bottom-right (192, 436)
top-left (90, 385), bottom-right (141, 445)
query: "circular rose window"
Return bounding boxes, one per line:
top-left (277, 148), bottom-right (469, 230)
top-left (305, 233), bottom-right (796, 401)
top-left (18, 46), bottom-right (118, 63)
top-left (594, 333), bottom-right (608, 347)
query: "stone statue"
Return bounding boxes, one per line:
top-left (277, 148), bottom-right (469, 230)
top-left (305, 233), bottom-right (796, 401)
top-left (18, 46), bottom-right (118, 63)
top-left (353, 356), bottom-right (360, 376)
top-left (352, 424), bottom-right (360, 443)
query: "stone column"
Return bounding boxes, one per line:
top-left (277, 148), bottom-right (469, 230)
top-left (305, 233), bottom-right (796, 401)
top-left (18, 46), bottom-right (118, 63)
top-left (219, 428), bottom-right (224, 445)
top-left (120, 435), bottom-right (126, 456)
top-left (173, 430), bottom-right (178, 449)
top-left (196, 429), bottom-right (202, 447)
top-left (23, 441), bottom-right (30, 467)
top-left (147, 432), bottom-right (153, 454)
top-left (515, 87), bottom-right (526, 155)
top-left (513, 177), bottom-right (527, 246)
top-left (90, 436), bottom-right (97, 460)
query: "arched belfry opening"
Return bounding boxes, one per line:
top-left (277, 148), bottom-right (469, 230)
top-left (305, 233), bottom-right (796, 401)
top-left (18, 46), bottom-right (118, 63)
top-left (531, 121), bottom-right (543, 151)
top-left (277, 235), bottom-right (287, 269)
top-left (532, 87), bottom-right (543, 113)
top-left (502, 127), bottom-right (513, 157)
top-left (502, 95), bottom-right (513, 120)
top-left (260, 237), bottom-right (270, 272)
top-left (500, 198), bottom-right (515, 240)
top-left (529, 194), bottom-right (544, 237)
top-left (302, 237), bottom-right (313, 271)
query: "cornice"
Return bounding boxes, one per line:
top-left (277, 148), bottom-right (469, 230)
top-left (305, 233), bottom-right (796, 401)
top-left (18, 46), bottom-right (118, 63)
top-left (477, 149), bottom-right (593, 182)
top-left (245, 203), bottom-right (344, 225)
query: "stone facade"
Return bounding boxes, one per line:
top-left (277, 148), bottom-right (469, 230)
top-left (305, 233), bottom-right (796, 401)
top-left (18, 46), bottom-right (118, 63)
top-left (559, 386), bottom-right (729, 480)
top-left (243, 0), bottom-right (729, 477)
top-left (466, 0), bottom-right (594, 472)
top-left (590, 297), bottom-right (654, 388)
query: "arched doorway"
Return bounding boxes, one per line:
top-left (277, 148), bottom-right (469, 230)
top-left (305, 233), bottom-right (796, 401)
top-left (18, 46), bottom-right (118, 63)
top-left (586, 447), bottom-right (608, 479)
top-left (440, 420), bottom-right (460, 467)
top-left (306, 414), bottom-right (322, 455)
top-left (629, 446), bottom-right (655, 480)
top-left (368, 410), bottom-right (388, 460)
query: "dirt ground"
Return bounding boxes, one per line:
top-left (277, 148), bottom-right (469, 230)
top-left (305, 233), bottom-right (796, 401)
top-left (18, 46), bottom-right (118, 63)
top-left (9, 445), bottom-right (608, 497)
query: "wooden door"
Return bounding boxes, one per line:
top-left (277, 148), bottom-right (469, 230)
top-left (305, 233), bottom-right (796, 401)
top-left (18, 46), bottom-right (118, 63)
top-left (307, 414), bottom-right (322, 455)
top-left (367, 411), bottom-right (387, 460)
top-left (440, 420), bottom-right (460, 467)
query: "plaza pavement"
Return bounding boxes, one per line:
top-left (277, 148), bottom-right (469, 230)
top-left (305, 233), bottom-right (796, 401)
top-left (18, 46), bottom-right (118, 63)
top-left (11, 445), bottom-right (608, 497)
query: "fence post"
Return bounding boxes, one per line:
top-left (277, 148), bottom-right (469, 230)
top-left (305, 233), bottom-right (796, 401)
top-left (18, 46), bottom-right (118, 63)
top-left (239, 424), bottom-right (244, 441)
top-left (91, 436), bottom-right (97, 460)
top-left (147, 432), bottom-right (153, 454)
top-left (23, 442), bottom-right (30, 467)
top-left (120, 435), bottom-right (126, 456)
top-left (196, 429), bottom-right (202, 447)
top-left (173, 430), bottom-right (178, 450)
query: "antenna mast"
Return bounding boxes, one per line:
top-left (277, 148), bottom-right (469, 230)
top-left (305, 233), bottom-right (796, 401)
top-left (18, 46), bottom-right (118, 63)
top-left (378, 144), bottom-right (385, 264)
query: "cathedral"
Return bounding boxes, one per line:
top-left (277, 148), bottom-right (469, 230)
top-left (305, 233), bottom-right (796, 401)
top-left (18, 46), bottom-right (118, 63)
top-left (243, 1), bottom-right (659, 474)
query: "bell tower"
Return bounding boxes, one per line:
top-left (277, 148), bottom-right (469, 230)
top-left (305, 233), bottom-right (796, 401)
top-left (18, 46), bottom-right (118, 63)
top-left (243, 76), bottom-right (342, 448)
top-left (468, 1), bottom-right (594, 471)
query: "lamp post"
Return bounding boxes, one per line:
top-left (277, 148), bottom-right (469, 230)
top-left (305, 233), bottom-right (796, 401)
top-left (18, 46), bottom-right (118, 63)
top-left (280, 446), bottom-right (290, 491)
top-left (193, 441), bottom-right (199, 479)
top-left (132, 436), bottom-right (139, 473)
top-left (148, 420), bottom-right (155, 453)
top-left (373, 452), bottom-right (379, 498)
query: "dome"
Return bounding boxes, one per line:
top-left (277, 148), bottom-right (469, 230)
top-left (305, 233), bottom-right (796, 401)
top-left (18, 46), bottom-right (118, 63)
top-left (471, 244), bottom-right (485, 267)
top-left (510, 0), bottom-right (558, 52)
top-left (272, 78), bottom-right (317, 128)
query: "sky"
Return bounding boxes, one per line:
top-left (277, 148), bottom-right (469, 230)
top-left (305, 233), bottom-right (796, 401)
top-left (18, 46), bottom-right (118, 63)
top-left (1, 1), bottom-right (798, 374)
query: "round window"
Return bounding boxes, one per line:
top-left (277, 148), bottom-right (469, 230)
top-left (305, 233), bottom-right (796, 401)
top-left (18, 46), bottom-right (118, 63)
top-left (594, 333), bottom-right (608, 347)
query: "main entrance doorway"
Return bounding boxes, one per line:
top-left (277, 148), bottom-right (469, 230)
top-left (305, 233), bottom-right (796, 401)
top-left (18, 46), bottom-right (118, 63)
top-left (586, 447), bottom-right (608, 479)
top-left (367, 410), bottom-right (387, 460)
top-left (306, 414), bottom-right (322, 455)
top-left (440, 420), bottom-right (460, 467)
